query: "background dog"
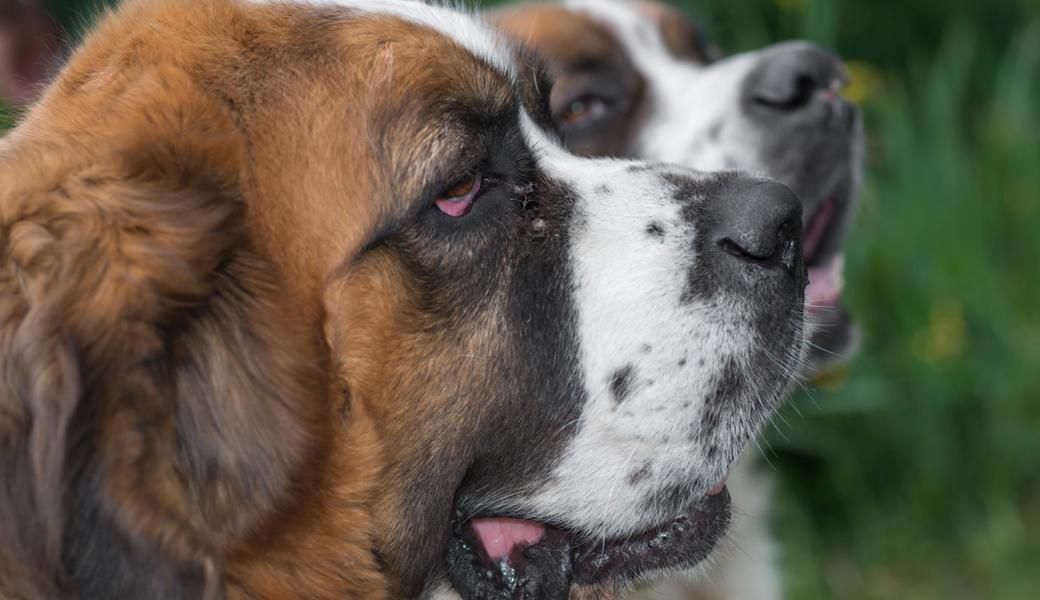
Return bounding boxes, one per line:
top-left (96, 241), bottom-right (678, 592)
top-left (0, 0), bottom-right (808, 597)
top-left (492, 1), bottom-right (864, 597)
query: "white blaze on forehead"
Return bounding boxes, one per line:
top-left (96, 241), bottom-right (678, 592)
top-left (517, 114), bottom-right (748, 538)
top-left (248, 0), bottom-right (518, 78)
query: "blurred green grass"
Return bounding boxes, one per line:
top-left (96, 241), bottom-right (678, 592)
top-left (0, 104), bottom-right (12, 130)
top-left (669, 0), bottom-right (1040, 598)
top-left (771, 30), bottom-right (1040, 598)
top-left (3, 0), bottom-right (1039, 597)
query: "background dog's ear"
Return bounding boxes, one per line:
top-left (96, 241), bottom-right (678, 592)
top-left (637, 0), bottom-right (723, 64)
top-left (0, 66), bottom-right (332, 598)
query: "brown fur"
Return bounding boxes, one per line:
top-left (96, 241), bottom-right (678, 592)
top-left (0, 0), bottom-right (515, 597)
top-left (493, 5), bottom-right (628, 69)
top-left (494, 2), bottom-right (714, 66)
top-left (633, 1), bottom-right (718, 64)
top-left (324, 250), bottom-right (511, 596)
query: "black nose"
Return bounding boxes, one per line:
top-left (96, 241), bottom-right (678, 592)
top-left (743, 42), bottom-right (847, 113)
top-left (709, 179), bottom-right (802, 273)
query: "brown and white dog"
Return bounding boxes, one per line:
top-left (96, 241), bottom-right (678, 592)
top-left (492, 1), bottom-right (864, 598)
top-left (1, 0), bottom-right (808, 598)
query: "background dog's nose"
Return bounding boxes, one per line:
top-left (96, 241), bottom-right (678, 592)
top-left (744, 42), bottom-right (847, 113)
top-left (709, 179), bottom-right (802, 273)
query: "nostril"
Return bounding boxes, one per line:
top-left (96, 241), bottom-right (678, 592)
top-left (752, 72), bottom-right (819, 111)
top-left (718, 237), bottom-right (774, 263)
top-left (705, 178), bottom-right (803, 274)
top-left (777, 220), bottom-right (800, 270)
top-left (718, 219), bottom-right (794, 265)
top-left (744, 42), bottom-right (848, 115)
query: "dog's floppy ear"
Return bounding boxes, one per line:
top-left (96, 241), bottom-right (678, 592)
top-left (0, 66), bottom-right (339, 598)
top-left (637, 0), bottom-right (723, 64)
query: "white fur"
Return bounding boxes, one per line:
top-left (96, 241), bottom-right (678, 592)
top-left (558, 2), bottom-right (789, 598)
top-left (500, 117), bottom-right (783, 544)
top-left (423, 579), bottom-right (464, 600)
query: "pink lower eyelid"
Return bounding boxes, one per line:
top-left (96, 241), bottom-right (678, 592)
top-left (435, 174), bottom-right (481, 217)
top-left (435, 196), bottom-right (473, 217)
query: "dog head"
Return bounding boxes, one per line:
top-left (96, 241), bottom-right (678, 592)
top-left (1, 0), bottom-right (807, 598)
top-left (494, 0), bottom-right (864, 376)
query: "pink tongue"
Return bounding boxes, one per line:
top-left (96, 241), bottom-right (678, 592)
top-left (807, 254), bottom-right (844, 312)
top-left (469, 518), bottom-right (547, 562)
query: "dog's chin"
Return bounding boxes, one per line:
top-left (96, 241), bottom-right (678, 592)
top-left (444, 489), bottom-right (731, 599)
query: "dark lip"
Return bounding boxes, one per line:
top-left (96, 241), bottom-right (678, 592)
top-left (802, 181), bottom-right (852, 268)
top-left (572, 490), bottom-right (731, 585)
top-left (759, 94), bottom-right (859, 268)
top-left (444, 489), bottom-right (731, 598)
top-left (801, 178), bottom-right (859, 372)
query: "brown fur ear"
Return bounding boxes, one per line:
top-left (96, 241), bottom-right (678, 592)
top-left (0, 66), bottom-right (353, 597)
top-left (637, 1), bottom-right (722, 64)
top-left (1, 65), bottom-right (242, 597)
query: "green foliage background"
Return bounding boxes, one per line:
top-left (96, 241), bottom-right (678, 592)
top-left (655, 1), bottom-right (1040, 598)
top-left (3, 0), bottom-right (1038, 597)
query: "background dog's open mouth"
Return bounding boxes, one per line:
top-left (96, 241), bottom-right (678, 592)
top-left (804, 197), bottom-right (846, 314)
top-left (445, 487), bottom-right (730, 598)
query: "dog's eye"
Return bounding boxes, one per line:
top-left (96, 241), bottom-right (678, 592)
top-left (435, 172), bottom-right (481, 217)
top-left (559, 95), bottom-right (609, 126)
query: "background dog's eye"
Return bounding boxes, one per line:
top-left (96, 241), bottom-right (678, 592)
top-left (435, 172), bottom-right (481, 217)
top-left (559, 95), bottom-right (609, 126)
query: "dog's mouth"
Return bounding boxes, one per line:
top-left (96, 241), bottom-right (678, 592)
top-left (445, 485), bottom-right (731, 598)
top-left (803, 196), bottom-right (847, 316)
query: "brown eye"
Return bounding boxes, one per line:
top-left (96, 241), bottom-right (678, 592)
top-left (443, 174), bottom-right (477, 198)
top-left (560, 96), bottom-right (609, 126)
top-left (435, 172), bottom-right (481, 218)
